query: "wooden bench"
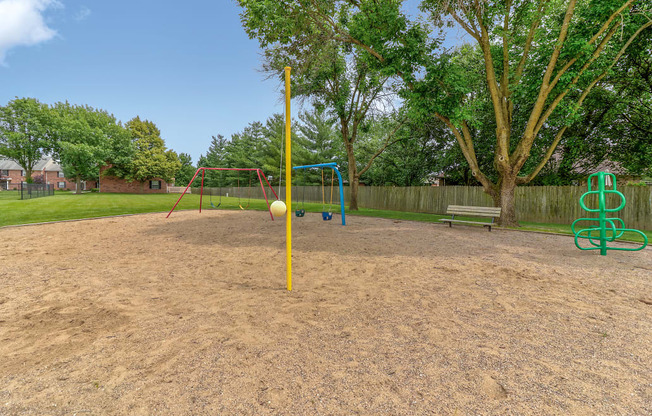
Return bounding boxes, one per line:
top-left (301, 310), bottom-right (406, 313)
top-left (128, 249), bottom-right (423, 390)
top-left (440, 205), bottom-right (502, 231)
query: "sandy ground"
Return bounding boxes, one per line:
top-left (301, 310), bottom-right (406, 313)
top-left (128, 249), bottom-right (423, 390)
top-left (0, 210), bottom-right (650, 415)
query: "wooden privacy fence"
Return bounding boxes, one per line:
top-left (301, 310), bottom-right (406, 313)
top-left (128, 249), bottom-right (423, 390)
top-left (193, 185), bottom-right (652, 230)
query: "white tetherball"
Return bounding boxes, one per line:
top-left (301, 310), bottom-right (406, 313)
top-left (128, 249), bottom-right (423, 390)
top-left (270, 200), bottom-right (287, 217)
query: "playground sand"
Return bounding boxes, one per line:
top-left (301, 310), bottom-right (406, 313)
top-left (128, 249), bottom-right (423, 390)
top-left (0, 210), bottom-right (650, 415)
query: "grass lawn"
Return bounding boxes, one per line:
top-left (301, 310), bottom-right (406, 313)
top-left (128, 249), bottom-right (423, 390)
top-left (1, 192), bottom-right (649, 244)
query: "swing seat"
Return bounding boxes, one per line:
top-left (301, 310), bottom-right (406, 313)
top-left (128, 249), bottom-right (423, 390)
top-left (210, 202), bottom-right (221, 209)
top-left (295, 209), bottom-right (305, 217)
top-left (322, 211), bottom-right (333, 221)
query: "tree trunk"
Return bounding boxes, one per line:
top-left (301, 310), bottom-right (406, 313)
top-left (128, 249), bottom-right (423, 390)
top-left (346, 145), bottom-right (359, 210)
top-left (495, 174), bottom-right (519, 227)
top-left (76, 178), bottom-right (82, 194)
top-left (25, 168), bottom-right (33, 183)
top-left (349, 177), bottom-right (359, 211)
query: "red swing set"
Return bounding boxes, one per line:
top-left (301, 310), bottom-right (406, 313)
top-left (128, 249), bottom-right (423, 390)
top-left (166, 167), bottom-right (279, 220)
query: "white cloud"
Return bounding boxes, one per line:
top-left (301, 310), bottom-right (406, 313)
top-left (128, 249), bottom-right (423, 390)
top-left (74, 5), bottom-right (90, 21)
top-left (0, 0), bottom-right (60, 64)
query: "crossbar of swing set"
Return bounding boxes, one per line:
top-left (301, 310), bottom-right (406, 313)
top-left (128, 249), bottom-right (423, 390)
top-left (166, 167), bottom-right (279, 220)
top-left (292, 162), bottom-right (346, 226)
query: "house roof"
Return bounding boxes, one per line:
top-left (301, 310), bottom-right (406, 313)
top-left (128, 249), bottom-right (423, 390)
top-left (0, 158), bottom-right (23, 170)
top-left (589, 159), bottom-right (628, 176)
top-left (0, 157), bottom-right (62, 172)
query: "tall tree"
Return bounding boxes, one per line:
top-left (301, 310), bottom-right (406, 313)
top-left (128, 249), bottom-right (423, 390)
top-left (265, 40), bottom-right (405, 209)
top-left (238, 0), bottom-right (652, 225)
top-left (260, 113), bottom-right (304, 187)
top-left (51, 103), bottom-right (130, 194)
top-left (174, 153), bottom-right (196, 187)
top-left (606, 30), bottom-right (652, 177)
top-left (365, 118), bottom-right (448, 186)
top-left (108, 116), bottom-right (181, 191)
top-left (223, 122), bottom-right (268, 187)
top-left (0, 97), bottom-right (54, 182)
top-left (197, 134), bottom-right (229, 187)
top-left (296, 107), bottom-right (341, 185)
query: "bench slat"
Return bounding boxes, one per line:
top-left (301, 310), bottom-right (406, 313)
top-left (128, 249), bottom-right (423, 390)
top-left (440, 219), bottom-right (492, 225)
top-left (446, 211), bottom-right (499, 218)
top-left (448, 207), bottom-right (499, 211)
top-left (446, 205), bottom-right (501, 217)
top-left (447, 207), bottom-right (500, 212)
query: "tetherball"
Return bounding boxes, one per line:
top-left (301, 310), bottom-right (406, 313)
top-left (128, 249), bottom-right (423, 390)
top-left (270, 200), bottom-right (287, 217)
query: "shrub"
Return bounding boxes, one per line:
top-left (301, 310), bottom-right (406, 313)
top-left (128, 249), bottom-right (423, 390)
top-left (626, 181), bottom-right (647, 187)
top-left (90, 188), bottom-right (99, 193)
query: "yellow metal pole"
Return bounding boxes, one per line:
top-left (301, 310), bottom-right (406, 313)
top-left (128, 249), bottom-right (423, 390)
top-left (285, 66), bottom-right (292, 291)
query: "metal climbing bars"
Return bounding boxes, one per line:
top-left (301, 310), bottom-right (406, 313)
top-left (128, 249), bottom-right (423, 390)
top-left (571, 171), bottom-right (648, 256)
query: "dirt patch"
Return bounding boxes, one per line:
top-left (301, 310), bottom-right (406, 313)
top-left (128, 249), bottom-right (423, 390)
top-left (0, 210), bottom-right (650, 415)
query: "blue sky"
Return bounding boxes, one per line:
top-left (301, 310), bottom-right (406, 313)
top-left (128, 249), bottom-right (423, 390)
top-left (0, 0), bottom-right (466, 163)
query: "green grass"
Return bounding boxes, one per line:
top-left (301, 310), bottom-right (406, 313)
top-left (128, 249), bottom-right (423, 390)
top-left (0, 191), bottom-right (21, 201)
top-left (1, 192), bottom-right (649, 244)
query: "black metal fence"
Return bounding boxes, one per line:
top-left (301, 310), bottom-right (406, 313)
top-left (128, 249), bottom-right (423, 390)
top-left (20, 183), bottom-right (54, 200)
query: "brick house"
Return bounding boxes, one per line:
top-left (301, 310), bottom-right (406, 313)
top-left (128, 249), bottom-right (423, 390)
top-left (99, 165), bottom-right (170, 193)
top-left (0, 157), bottom-right (97, 191)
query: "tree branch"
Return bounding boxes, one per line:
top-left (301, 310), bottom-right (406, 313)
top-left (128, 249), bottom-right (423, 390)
top-left (533, 19), bottom-right (652, 141)
top-left (357, 119), bottom-right (406, 177)
top-left (513, 0), bottom-right (545, 85)
top-left (515, 21), bottom-right (651, 184)
top-left (435, 113), bottom-right (495, 192)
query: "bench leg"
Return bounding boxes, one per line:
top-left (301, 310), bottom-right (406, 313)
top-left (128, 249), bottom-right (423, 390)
top-left (449, 222), bottom-right (452, 228)
top-left (484, 225), bottom-right (492, 232)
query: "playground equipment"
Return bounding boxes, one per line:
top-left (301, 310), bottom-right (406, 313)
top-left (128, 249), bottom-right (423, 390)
top-left (321, 169), bottom-right (334, 221)
top-left (284, 67), bottom-right (292, 291)
top-left (270, 200), bottom-right (287, 217)
top-left (571, 172), bottom-right (648, 256)
top-left (292, 162), bottom-right (346, 226)
top-left (294, 169), bottom-right (306, 217)
top-left (166, 167), bottom-right (279, 220)
top-left (238, 171), bottom-right (252, 210)
top-left (209, 170), bottom-right (223, 209)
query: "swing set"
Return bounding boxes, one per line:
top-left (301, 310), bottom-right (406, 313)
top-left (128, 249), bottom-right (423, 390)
top-left (166, 167), bottom-right (279, 220)
top-left (206, 170), bottom-right (254, 210)
top-left (292, 162), bottom-right (346, 226)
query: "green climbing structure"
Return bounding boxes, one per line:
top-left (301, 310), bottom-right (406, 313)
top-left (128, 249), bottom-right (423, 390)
top-left (571, 172), bottom-right (648, 256)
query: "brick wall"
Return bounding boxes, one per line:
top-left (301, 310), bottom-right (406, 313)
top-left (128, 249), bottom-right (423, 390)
top-left (0, 169), bottom-right (96, 191)
top-left (1, 169), bottom-right (23, 190)
top-left (99, 165), bottom-right (168, 193)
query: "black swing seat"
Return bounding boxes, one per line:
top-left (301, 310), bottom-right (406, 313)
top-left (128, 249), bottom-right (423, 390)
top-left (210, 202), bottom-right (221, 209)
top-left (295, 209), bottom-right (305, 217)
top-left (322, 211), bottom-right (333, 221)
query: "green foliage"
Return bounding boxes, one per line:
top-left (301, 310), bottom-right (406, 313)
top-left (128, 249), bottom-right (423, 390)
top-left (174, 152), bottom-right (196, 187)
top-left (0, 97), bottom-right (54, 180)
top-left (296, 108), bottom-right (341, 185)
top-left (625, 181), bottom-right (648, 187)
top-left (197, 115), bottom-right (301, 188)
top-left (238, 0), bottom-right (422, 209)
top-left (50, 103), bottom-right (130, 193)
top-left (239, 0), bottom-right (652, 223)
top-left (109, 116), bottom-right (181, 185)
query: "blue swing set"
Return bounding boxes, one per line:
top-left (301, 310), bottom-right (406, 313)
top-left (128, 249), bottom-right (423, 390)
top-left (292, 162), bottom-right (346, 226)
